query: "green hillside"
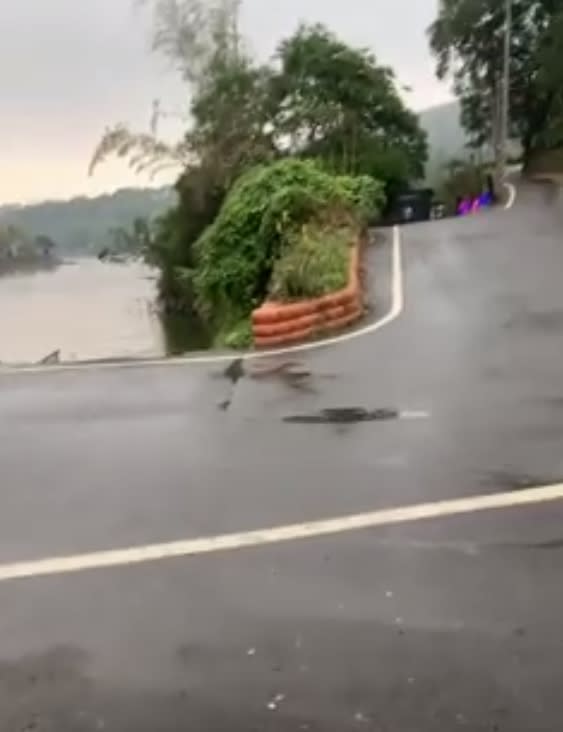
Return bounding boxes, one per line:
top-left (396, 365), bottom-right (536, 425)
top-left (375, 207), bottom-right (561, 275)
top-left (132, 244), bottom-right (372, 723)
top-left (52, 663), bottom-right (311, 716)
top-left (0, 187), bottom-right (176, 255)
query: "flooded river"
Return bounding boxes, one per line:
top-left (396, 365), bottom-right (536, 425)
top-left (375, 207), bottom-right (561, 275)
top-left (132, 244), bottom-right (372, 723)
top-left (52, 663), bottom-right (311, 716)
top-left (0, 259), bottom-right (208, 365)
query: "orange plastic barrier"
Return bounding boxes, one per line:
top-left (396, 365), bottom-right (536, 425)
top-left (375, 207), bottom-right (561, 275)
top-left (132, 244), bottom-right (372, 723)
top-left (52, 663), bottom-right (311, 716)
top-left (252, 240), bottom-right (364, 348)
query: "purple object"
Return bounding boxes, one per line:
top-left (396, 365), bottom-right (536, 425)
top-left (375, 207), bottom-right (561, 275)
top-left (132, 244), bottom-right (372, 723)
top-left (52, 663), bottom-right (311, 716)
top-left (457, 191), bottom-right (493, 216)
top-left (457, 198), bottom-right (472, 216)
top-left (479, 191), bottom-right (493, 207)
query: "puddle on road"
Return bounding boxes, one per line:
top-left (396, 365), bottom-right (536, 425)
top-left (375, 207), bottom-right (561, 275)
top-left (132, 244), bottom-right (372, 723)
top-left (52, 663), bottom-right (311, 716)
top-left (479, 470), bottom-right (561, 492)
top-left (523, 539), bottom-right (563, 551)
top-left (503, 308), bottom-right (563, 332)
top-left (283, 407), bottom-right (399, 425)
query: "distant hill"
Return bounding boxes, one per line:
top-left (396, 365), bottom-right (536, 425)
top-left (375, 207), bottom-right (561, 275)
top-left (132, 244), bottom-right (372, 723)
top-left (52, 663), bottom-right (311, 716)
top-left (0, 187), bottom-right (177, 255)
top-left (418, 100), bottom-right (524, 184)
top-left (418, 100), bottom-right (471, 184)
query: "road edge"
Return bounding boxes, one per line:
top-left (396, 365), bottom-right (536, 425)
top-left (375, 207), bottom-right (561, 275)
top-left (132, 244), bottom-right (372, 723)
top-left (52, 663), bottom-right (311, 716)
top-left (1, 227), bottom-right (404, 376)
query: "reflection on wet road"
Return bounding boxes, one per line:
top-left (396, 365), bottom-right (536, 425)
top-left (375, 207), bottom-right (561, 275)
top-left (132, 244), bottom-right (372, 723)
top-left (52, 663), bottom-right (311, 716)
top-left (2, 182), bottom-right (563, 731)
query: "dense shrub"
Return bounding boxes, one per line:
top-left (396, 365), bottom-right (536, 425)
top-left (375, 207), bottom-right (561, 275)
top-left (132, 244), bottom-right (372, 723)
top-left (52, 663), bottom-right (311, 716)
top-left (337, 175), bottom-right (386, 223)
top-left (193, 158), bottom-right (384, 325)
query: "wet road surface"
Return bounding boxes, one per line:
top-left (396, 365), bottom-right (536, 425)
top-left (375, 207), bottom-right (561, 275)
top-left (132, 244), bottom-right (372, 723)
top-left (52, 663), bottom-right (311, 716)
top-left (1, 181), bottom-right (563, 730)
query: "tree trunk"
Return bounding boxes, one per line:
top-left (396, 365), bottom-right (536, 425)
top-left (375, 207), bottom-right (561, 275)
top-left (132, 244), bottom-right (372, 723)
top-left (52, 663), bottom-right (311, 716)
top-left (492, 77), bottom-right (504, 190)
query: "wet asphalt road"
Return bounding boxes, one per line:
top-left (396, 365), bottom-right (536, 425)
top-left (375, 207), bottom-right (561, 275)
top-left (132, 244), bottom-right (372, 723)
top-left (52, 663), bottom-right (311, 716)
top-left (1, 182), bottom-right (563, 731)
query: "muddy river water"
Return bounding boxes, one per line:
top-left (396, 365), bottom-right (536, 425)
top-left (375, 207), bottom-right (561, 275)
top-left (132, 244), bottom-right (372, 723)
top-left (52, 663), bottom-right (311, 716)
top-left (0, 259), bottom-right (203, 365)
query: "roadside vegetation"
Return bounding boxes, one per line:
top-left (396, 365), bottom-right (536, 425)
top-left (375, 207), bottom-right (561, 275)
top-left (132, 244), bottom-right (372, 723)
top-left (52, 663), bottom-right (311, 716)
top-left (192, 159), bottom-right (383, 345)
top-left (90, 0), bottom-right (426, 347)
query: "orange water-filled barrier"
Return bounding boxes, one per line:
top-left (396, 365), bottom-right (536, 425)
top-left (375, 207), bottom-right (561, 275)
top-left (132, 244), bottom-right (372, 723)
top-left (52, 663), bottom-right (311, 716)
top-left (252, 241), bottom-right (364, 348)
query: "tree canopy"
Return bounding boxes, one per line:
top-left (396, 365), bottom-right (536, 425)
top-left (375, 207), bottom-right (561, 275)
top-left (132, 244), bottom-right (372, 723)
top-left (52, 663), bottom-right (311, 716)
top-left (270, 24), bottom-right (426, 180)
top-left (91, 6), bottom-right (427, 187)
top-left (428, 0), bottom-right (563, 161)
top-left (91, 1), bottom-right (427, 317)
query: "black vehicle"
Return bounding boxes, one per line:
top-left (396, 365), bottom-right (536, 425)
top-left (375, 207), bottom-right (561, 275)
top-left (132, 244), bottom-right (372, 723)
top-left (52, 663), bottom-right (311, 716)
top-left (383, 188), bottom-right (434, 225)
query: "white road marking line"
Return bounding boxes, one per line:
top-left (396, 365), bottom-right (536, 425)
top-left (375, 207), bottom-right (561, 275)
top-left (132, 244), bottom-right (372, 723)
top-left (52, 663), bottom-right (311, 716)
top-left (1, 483), bottom-right (562, 583)
top-left (504, 182), bottom-right (517, 210)
top-left (1, 228), bottom-right (404, 376)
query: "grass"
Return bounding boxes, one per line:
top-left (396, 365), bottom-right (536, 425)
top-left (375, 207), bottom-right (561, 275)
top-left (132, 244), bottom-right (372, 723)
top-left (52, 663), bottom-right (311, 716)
top-left (268, 224), bottom-right (352, 302)
top-left (213, 315), bottom-right (253, 349)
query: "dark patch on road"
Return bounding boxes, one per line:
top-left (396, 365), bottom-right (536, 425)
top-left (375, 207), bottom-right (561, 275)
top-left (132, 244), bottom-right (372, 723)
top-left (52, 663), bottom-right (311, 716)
top-left (224, 358), bottom-right (245, 384)
top-left (521, 538), bottom-right (563, 551)
top-left (218, 358), bottom-right (245, 411)
top-left (283, 407), bottom-right (399, 425)
top-left (541, 396), bottom-right (563, 409)
top-left (503, 308), bottom-right (563, 332)
top-left (219, 359), bottom-right (322, 410)
top-left (479, 470), bottom-right (559, 492)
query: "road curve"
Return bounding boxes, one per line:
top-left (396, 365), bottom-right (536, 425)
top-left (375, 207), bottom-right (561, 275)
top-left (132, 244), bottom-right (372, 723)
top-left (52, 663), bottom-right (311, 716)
top-left (1, 180), bottom-right (563, 731)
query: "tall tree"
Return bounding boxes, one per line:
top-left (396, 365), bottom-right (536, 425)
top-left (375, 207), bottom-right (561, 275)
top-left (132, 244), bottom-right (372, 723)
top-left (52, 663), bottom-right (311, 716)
top-left (532, 7), bottom-right (563, 150)
top-left (271, 24), bottom-right (427, 181)
top-left (429, 0), bottom-right (563, 163)
top-left (141, 0), bottom-right (242, 83)
top-left (91, 6), bottom-right (427, 312)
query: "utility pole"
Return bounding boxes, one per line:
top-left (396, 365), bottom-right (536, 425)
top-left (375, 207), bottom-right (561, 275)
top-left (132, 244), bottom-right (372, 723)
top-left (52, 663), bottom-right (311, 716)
top-left (498, 0), bottom-right (512, 183)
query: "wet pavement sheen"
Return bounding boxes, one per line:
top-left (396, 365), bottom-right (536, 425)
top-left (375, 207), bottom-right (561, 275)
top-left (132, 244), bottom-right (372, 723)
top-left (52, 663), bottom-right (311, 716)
top-left (1, 182), bottom-right (563, 731)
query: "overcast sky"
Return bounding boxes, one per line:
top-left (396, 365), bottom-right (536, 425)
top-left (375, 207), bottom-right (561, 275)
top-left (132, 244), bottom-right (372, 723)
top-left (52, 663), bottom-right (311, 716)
top-left (1, 0), bottom-right (451, 204)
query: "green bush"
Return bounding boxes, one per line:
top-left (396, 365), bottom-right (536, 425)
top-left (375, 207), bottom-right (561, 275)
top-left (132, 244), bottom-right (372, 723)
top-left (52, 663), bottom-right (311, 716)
top-left (336, 175), bottom-right (386, 224)
top-left (215, 317), bottom-right (254, 349)
top-left (193, 158), bottom-right (384, 325)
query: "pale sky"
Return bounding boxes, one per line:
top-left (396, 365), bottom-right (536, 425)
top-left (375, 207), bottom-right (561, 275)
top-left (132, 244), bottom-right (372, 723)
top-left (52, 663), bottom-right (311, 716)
top-left (0, 0), bottom-right (451, 205)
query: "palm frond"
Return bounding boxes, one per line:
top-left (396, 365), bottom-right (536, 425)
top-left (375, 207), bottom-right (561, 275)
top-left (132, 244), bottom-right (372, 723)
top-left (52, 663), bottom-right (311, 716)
top-left (88, 125), bottom-right (193, 176)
